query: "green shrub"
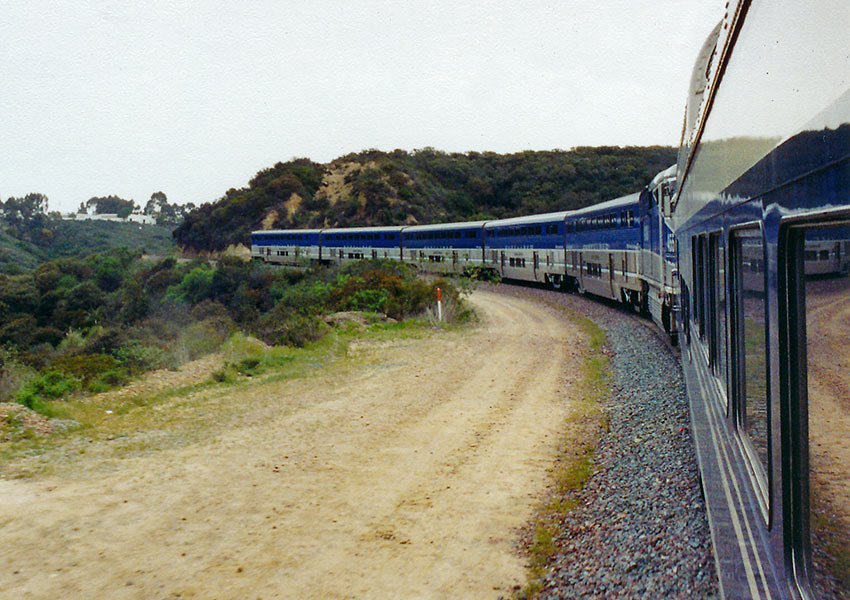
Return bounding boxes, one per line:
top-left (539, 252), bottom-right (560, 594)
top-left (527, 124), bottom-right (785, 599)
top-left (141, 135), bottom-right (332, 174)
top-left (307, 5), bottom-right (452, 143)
top-left (222, 331), bottom-right (268, 359)
top-left (347, 288), bottom-right (389, 313)
top-left (16, 371), bottom-right (80, 409)
top-left (211, 367), bottom-right (235, 383)
top-left (56, 329), bottom-right (87, 354)
top-left (167, 266), bottom-right (215, 304)
top-left (257, 310), bottom-right (327, 348)
top-left (170, 316), bottom-right (236, 365)
top-left (51, 353), bottom-right (118, 383)
top-left (114, 342), bottom-right (169, 373)
top-left (236, 357), bottom-right (262, 376)
top-left (88, 368), bottom-right (129, 392)
top-left (273, 279), bottom-right (333, 315)
top-left (0, 349), bottom-right (36, 403)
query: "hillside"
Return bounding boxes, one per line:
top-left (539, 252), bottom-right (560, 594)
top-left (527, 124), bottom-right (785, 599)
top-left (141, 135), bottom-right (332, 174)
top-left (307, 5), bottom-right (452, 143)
top-left (174, 146), bottom-right (677, 252)
top-left (47, 220), bottom-right (175, 260)
top-left (0, 229), bottom-right (43, 274)
top-left (0, 220), bottom-right (175, 275)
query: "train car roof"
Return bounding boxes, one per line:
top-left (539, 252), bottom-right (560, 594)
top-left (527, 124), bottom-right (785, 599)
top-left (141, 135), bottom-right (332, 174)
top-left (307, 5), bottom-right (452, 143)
top-left (566, 193), bottom-right (641, 218)
top-left (649, 165), bottom-right (677, 189)
top-left (483, 211), bottom-right (572, 228)
top-left (403, 220), bottom-right (488, 232)
top-left (251, 229), bottom-right (322, 235)
top-left (321, 225), bottom-right (405, 233)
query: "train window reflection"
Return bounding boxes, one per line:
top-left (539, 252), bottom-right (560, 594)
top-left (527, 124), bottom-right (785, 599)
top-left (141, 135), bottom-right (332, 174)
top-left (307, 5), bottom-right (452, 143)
top-left (804, 225), bottom-right (850, 598)
top-left (732, 229), bottom-right (769, 490)
top-left (710, 233), bottom-right (728, 402)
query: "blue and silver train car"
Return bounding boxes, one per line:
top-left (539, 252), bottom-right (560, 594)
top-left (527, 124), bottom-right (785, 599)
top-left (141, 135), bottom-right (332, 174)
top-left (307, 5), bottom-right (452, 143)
top-left (250, 229), bottom-right (322, 265)
top-left (640, 166), bottom-right (679, 338)
top-left (401, 221), bottom-right (487, 274)
top-left (563, 193), bottom-right (643, 306)
top-left (482, 212), bottom-right (571, 286)
top-left (673, 1), bottom-right (850, 598)
top-left (319, 226), bottom-right (404, 265)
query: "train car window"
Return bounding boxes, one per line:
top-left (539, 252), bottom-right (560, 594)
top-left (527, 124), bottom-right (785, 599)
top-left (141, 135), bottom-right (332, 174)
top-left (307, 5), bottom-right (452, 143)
top-left (786, 223), bottom-right (850, 598)
top-left (695, 236), bottom-right (707, 339)
top-left (707, 234), bottom-right (719, 368)
top-left (731, 228), bottom-right (769, 503)
top-left (715, 233), bottom-right (728, 397)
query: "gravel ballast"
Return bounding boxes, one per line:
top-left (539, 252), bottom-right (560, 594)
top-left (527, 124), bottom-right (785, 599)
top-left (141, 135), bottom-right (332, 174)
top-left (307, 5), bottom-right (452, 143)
top-left (494, 283), bottom-right (718, 599)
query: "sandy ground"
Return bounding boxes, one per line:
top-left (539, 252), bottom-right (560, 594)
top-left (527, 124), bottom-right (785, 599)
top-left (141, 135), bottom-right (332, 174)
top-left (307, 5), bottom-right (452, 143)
top-left (0, 289), bottom-right (583, 600)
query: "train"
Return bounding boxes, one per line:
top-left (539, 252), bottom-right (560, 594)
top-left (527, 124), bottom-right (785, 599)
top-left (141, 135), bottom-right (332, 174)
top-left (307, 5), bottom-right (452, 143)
top-left (674, 1), bottom-right (850, 598)
top-left (251, 1), bottom-right (850, 597)
top-left (251, 185), bottom-right (681, 340)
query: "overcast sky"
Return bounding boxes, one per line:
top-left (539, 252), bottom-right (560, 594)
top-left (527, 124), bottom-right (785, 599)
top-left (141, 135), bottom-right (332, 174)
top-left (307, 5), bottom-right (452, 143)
top-left (2, 1), bottom-right (724, 214)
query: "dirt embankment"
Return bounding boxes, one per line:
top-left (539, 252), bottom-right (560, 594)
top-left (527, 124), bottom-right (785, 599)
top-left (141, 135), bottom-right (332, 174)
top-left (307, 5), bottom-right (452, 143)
top-left (0, 290), bottom-right (585, 599)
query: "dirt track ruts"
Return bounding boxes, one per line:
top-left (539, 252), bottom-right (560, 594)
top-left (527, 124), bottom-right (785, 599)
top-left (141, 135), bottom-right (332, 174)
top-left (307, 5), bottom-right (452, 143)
top-left (0, 289), bottom-right (584, 599)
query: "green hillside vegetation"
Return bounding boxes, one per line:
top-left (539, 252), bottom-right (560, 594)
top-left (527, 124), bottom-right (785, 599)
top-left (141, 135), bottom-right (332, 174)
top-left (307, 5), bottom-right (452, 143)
top-left (48, 220), bottom-right (175, 260)
top-left (0, 192), bottom-right (183, 274)
top-left (0, 229), bottom-right (43, 274)
top-left (174, 146), bottom-right (677, 252)
top-left (0, 254), bottom-right (468, 422)
top-left (0, 220), bottom-right (175, 275)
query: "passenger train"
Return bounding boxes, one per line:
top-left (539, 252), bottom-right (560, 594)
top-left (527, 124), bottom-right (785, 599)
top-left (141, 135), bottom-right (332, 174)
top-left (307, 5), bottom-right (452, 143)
top-left (252, 1), bottom-right (850, 597)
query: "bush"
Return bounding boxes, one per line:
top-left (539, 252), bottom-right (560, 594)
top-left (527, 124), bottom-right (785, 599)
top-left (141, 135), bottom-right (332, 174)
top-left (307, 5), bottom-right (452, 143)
top-left (222, 332), bottom-right (269, 359)
top-left (0, 349), bottom-right (36, 403)
top-left (236, 357), bottom-right (262, 376)
top-left (169, 317), bottom-right (236, 365)
top-left (16, 371), bottom-right (80, 409)
top-left (113, 342), bottom-right (169, 373)
top-left (347, 288), bottom-right (389, 313)
top-left (51, 353), bottom-right (118, 383)
top-left (56, 329), bottom-right (87, 354)
top-left (0, 315), bottom-right (38, 347)
top-left (272, 279), bottom-right (333, 315)
top-left (88, 368), bottom-right (129, 392)
top-left (167, 266), bottom-right (215, 304)
top-left (257, 309), bottom-right (327, 348)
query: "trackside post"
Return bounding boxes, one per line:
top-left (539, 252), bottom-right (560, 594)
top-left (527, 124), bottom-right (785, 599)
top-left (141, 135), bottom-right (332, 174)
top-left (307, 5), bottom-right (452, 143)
top-left (437, 287), bottom-right (442, 322)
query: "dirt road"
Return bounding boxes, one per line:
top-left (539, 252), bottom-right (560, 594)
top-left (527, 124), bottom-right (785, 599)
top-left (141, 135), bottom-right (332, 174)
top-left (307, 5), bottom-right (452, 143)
top-left (0, 289), bottom-right (584, 599)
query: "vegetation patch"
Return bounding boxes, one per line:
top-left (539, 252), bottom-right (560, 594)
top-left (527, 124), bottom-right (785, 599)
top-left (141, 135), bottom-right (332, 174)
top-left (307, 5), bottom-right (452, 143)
top-left (515, 307), bottom-right (610, 599)
top-left (0, 306), bottom-right (471, 478)
top-left (0, 256), bottom-right (473, 476)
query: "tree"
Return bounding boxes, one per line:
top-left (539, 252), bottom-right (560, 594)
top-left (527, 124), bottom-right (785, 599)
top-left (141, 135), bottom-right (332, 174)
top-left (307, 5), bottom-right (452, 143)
top-left (144, 191), bottom-right (168, 216)
top-left (86, 195), bottom-right (135, 218)
top-left (0, 193), bottom-right (51, 244)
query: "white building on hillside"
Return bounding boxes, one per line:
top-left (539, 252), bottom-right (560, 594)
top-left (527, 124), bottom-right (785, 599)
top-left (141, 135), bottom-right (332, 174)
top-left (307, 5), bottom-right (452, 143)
top-left (128, 213), bottom-right (156, 224)
top-left (74, 213), bottom-right (123, 222)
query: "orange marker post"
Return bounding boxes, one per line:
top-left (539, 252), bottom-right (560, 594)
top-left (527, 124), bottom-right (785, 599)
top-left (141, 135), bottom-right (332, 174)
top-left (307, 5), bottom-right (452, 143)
top-left (437, 287), bottom-right (443, 322)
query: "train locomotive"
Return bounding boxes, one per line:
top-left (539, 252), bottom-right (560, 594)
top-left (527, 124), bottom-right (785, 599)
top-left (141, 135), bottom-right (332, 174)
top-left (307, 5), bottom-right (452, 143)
top-left (251, 0), bottom-right (850, 597)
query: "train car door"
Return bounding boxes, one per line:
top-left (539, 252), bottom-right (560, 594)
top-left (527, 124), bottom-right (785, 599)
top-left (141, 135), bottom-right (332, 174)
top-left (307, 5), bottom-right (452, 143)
top-left (533, 251), bottom-right (539, 278)
top-left (371, 249), bottom-right (377, 260)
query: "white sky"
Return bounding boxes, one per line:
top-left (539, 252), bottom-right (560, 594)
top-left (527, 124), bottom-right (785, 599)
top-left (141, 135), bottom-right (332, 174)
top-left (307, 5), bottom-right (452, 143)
top-left (2, 1), bottom-right (724, 214)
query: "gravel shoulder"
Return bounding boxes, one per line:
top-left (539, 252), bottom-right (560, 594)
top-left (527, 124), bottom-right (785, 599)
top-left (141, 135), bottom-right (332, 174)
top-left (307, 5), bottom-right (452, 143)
top-left (0, 289), bottom-right (585, 599)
